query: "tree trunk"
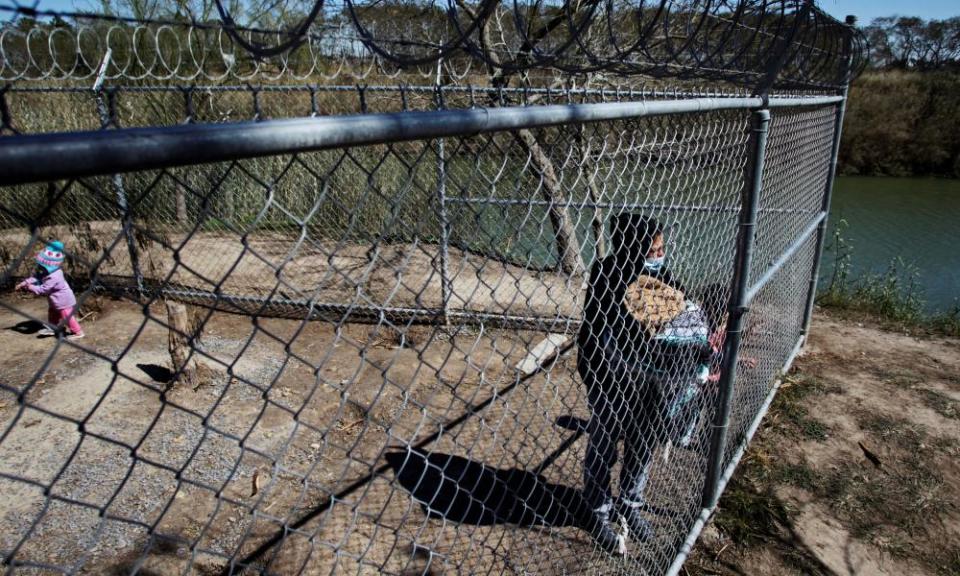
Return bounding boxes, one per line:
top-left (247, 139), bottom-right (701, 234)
top-left (166, 300), bottom-right (198, 388)
top-left (516, 129), bottom-right (585, 275)
top-left (453, 0), bottom-right (586, 278)
top-left (578, 127), bottom-right (607, 260)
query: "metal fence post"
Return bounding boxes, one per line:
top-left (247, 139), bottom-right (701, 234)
top-left (702, 107), bottom-right (771, 509)
top-left (436, 135), bottom-right (452, 324)
top-left (800, 93), bottom-right (847, 337)
top-left (94, 90), bottom-right (145, 296)
top-left (802, 18), bottom-right (856, 337)
top-left (435, 65), bottom-right (452, 325)
top-left (92, 50), bottom-right (144, 296)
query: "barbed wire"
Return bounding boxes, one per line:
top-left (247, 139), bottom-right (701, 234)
top-left (1, 1), bottom-right (867, 90)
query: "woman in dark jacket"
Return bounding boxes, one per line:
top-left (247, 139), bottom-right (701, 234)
top-left (577, 213), bottom-right (711, 550)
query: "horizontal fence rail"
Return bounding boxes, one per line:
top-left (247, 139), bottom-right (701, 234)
top-left (0, 96), bottom-right (843, 186)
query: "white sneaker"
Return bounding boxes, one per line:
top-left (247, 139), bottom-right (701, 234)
top-left (38, 327), bottom-right (56, 337)
top-left (67, 332), bottom-right (85, 340)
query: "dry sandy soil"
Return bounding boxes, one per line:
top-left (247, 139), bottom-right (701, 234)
top-left (0, 291), bottom-right (567, 574)
top-left (0, 289), bottom-right (710, 575)
top-left (0, 225), bottom-right (582, 321)
top-left (687, 312), bottom-right (960, 576)
top-left (3, 269), bottom-right (954, 576)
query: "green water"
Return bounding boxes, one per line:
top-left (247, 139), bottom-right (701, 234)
top-left (823, 176), bottom-right (960, 313)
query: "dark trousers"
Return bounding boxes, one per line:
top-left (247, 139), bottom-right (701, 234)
top-left (579, 326), bottom-right (707, 511)
top-left (583, 380), bottom-right (659, 511)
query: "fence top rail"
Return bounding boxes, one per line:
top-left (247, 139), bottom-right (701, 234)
top-left (0, 95), bottom-right (843, 186)
top-left (2, 83), bottom-right (836, 100)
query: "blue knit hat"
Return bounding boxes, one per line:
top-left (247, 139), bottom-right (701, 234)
top-left (36, 240), bottom-right (65, 273)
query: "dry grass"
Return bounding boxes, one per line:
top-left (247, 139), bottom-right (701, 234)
top-left (686, 312), bottom-right (960, 576)
top-left (821, 411), bottom-right (950, 555)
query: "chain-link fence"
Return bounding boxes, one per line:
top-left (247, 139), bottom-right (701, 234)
top-left (0, 88), bottom-right (846, 575)
top-left (0, 0), bottom-right (862, 573)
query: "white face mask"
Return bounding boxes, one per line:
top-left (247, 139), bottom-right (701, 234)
top-left (644, 255), bottom-right (666, 271)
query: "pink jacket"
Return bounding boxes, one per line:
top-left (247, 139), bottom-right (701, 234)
top-left (22, 269), bottom-right (77, 310)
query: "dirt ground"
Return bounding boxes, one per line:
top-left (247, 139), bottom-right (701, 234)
top-left (0, 289), bottom-right (711, 575)
top-left (4, 279), bottom-right (954, 576)
top-left (0, 226), bottom-right (581, 321)
top-left (0, 291), bottom-right (560, 573)
top-left (687, 311), bottom-right (960, 576)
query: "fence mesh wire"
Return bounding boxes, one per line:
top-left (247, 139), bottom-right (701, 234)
top-left (0, 84), bottom-right (842, 574)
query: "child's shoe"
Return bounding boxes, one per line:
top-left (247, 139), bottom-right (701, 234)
top-left (67, 332), bottom-right (85, 340)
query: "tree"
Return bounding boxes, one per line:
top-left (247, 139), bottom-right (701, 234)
top-left (863, 16), bottom-right (960, 71)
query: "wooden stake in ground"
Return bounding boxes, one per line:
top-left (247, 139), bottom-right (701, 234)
top-left (166, 300), bottom-right (200, 388)
top-left (175, 183), bottom-right (188, 224)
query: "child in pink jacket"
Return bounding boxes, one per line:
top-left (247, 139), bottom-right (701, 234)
top-left (15, 240), bottom-right (85, 339)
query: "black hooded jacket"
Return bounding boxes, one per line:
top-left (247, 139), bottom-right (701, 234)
top-left (577, 214), bottom-right (708, 399)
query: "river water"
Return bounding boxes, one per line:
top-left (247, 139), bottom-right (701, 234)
top-left (822, 176), bottom-right (960, 313)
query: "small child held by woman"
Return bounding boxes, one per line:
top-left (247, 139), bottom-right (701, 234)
top-left (15, 240), bottom-right (85, 340)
